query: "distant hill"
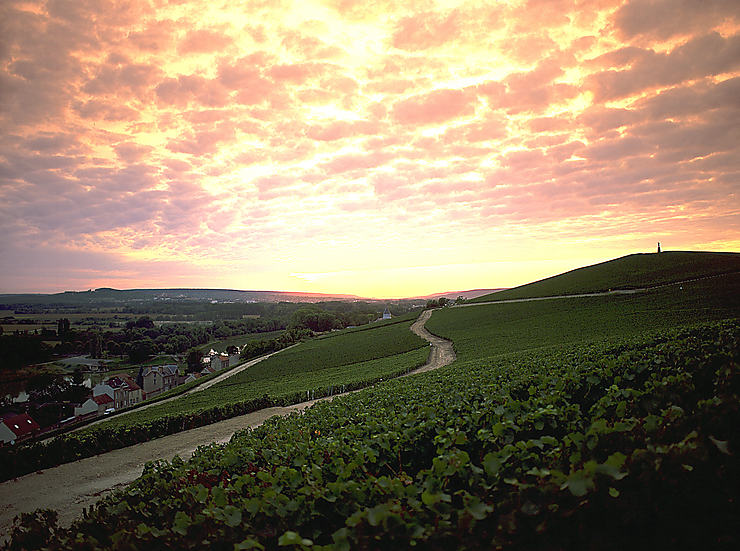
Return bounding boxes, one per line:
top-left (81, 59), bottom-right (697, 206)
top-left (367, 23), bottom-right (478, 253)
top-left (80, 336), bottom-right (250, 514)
top-left (0, 287), bottom-right (365, 307)
top-left (472, 251), bottom-right (740, 303)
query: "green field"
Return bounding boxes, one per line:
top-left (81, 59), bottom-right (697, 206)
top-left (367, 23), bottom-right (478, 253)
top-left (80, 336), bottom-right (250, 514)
top-left (72, 318), bottom-right (427, 432)
top-left (473, 251), bottom-right (740, 302)
top-left (434, 271), bottom-right (740, 364)
top-left (6, 252), bottom-right (740, 549)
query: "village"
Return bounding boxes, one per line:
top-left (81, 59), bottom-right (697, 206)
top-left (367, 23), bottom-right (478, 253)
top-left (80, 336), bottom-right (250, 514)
top-left (0, 348), bottom-right (241, 446)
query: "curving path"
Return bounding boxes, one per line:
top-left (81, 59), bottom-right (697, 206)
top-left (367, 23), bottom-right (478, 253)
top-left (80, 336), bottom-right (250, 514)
top-left (0, 310), bottom-right (454, 540)
top-left (407, 309), bottom-right (456, 375)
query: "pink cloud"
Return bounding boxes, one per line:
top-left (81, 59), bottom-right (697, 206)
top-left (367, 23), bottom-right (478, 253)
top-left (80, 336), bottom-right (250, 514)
top-left (614, 0), bottom-right (740, 42)
top-left (127, 19), bottom-right (177, 52)
top-left (321, 151), bottom-right (394, 175)
top-left (83, 62), bottom-right (161, 95)
top-left (155, 74), bottom-right (229, 107)
top-left (114, 142), bottom-right (152, 163)
top-left (587, 32), bottom-right (740, 102)
top-left (306, 120), bottom-right (381, 141)
top-left (392, 88), bottom-right (476, 125)
top-left (391, 10), bottom-right (462, 50)
top-left (577, 106), bottom-right (639, 134)
top-left (528, 116), bottom-right (572, 133)
top-left (166, 124), bottom-right (236, 155)
top-left (178, 29), bottom-right (233, 54)
top-left (268, 63), bottom-right (316, 83)
top-left (443, 118), bottom-right (507, 143)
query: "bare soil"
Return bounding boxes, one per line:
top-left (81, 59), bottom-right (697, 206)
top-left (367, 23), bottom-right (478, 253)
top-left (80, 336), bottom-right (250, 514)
top-left (0, 311), bottom-right (455, 539)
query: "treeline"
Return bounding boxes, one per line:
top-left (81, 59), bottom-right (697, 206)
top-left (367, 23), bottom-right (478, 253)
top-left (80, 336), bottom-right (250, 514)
top-left (0, 335), bottom-right (55, 369)
top-left (79, 316), bottom-right (285, 363)
top-left (2, 302), bottom-right (406, 371)
top-left (289, 305), bottom-right (379, 332)
top-left (239, 327), bottom-right (313, 361)
top-left (237, 306), bottom-right (383, 362)
top-left (0, 316), bottom-right (286, 370)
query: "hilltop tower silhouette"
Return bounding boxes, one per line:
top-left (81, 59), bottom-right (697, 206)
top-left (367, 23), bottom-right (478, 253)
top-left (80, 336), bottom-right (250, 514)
top-left (657, 242), bottom-right (661, 253)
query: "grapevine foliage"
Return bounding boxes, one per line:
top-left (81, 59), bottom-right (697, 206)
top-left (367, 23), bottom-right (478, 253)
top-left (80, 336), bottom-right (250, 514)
top-left (7, 320), bottom-right (738, 550)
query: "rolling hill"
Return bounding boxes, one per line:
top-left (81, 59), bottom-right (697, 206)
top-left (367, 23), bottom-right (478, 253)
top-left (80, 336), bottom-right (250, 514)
top-left (472, 250), bottom-right (740, 303)
top-left (4, 251), bottom-right (739, 550)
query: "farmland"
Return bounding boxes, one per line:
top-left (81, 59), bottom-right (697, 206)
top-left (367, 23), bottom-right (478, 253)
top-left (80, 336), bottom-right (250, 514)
top-left (3, 252), bottom-right (739, 550)
top-left (0, 317), bottom-right (429, 480)
top-left (82, 317), bottom-right (427, 431)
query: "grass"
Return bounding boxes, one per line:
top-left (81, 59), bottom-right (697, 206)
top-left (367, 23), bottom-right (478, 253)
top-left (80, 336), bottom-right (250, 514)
top-left (77, 316), bottom-right (428, 432)
top-left (429, 271), bottom-right (740, 370)
top-left (472, 251), bottom-right (740, 302)
top-left (29, 267), bottom-right (740, 549)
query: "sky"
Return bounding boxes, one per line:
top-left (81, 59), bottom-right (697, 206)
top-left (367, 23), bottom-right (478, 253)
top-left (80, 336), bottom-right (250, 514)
top-left (1, 0), bottom-right (738, 298)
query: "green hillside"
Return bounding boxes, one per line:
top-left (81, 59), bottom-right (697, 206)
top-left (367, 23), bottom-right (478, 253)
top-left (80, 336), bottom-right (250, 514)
top-left (6, 263), bottom-right (739, 549)
top-left (473, 251), bottom-right (740, 302)
top-left (0, 317), bottom-right (428, 481)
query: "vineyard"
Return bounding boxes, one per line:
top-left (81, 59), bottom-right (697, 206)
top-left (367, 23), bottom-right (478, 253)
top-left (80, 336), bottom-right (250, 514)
top-left (0, 318), bottom-right (427, 482)
top-left (471, 251), bottom-right (740, 302)
top-left (7, 320), bottom-right (737, 550)
top-left (433, 272), bottom-right (740, 362)
top-left (3, 255), bottom-right (739, 550)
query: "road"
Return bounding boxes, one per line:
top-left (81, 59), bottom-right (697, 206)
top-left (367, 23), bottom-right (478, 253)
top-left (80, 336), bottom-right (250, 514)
top-left (0, 311), bottom-right (455, 539)
top-left (77, 344), bottom-right (298, 431)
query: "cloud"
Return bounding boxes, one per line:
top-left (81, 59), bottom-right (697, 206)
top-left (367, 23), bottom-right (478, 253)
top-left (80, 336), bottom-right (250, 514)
top-left (391, 10), bottom-right (462, 50)
top-left (155, 74), bottom-right (229, 107)
top-left (321, 151), bottom-right (395, 175)
top-left (178, 29), bottom-right (233, 54)
top-left (306, 120), bottom-right (381, 141)
top-left (614, 0), bottom-right (740, 42)
top-left (1, 0), bottom-right (738, 294)
top-left (114, 142), bottom-right (153, 162)
top-left (587, 32), bottom-right (740, 102)
top-left (392, 88), bottom-right (477, 125)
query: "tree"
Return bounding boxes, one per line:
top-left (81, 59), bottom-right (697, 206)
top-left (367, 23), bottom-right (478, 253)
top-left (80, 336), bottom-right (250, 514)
top-left (128, 338), bottom-right (154, 363)
top-left (88, 332), bottom-right (103, 358)
top-left (186, 348), bottom-right (202, 373)
top-left (72, 367), bottom-right (84, 386)
top-left (57, 318), bottom-right (70, 341)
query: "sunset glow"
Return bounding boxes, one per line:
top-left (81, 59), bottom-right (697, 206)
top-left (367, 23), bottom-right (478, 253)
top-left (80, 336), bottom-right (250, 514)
top-left (1, 0), bottom-right (738, 297)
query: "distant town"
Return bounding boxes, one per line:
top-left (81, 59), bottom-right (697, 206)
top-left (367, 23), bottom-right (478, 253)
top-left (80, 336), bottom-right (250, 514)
top-left (0, 347), bottom-right (242, 446)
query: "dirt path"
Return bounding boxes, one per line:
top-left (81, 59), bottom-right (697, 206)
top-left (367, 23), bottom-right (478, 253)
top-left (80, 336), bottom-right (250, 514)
top-left (458, 288), bottom-right (644, 307)
top-left (407, 309), bottom-right (456, 374)
top-left (0, 310), bottom-right (454, 540)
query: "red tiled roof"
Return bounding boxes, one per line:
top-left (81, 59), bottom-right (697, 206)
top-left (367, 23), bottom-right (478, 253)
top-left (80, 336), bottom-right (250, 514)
top-left (1, 413), bottom-right (40, 437)
top-left (119, 374), bottom-right (141, 391)
top-left (93, 394), bottom-right (114, 406)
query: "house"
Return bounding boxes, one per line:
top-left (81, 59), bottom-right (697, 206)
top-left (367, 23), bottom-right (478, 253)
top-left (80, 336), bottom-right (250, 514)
top-left (93, 375), bottom-right (143, 409)
top-left (201, 365), bottom-right (217, 376)
top-left (183, 372), bottom-right (202, 384)
top-left (382, 307), bottom-right (392, 320)
top-left (229, 354), bottom-right (240, 367)
top-left (136, 364), bottom-right (180, 399)
top-left (74, 394), bottom-right (114, 417)
top-left (0, 413), bottom-right (41, 445)
top-left (210, 353), bottom-right (230, 371)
